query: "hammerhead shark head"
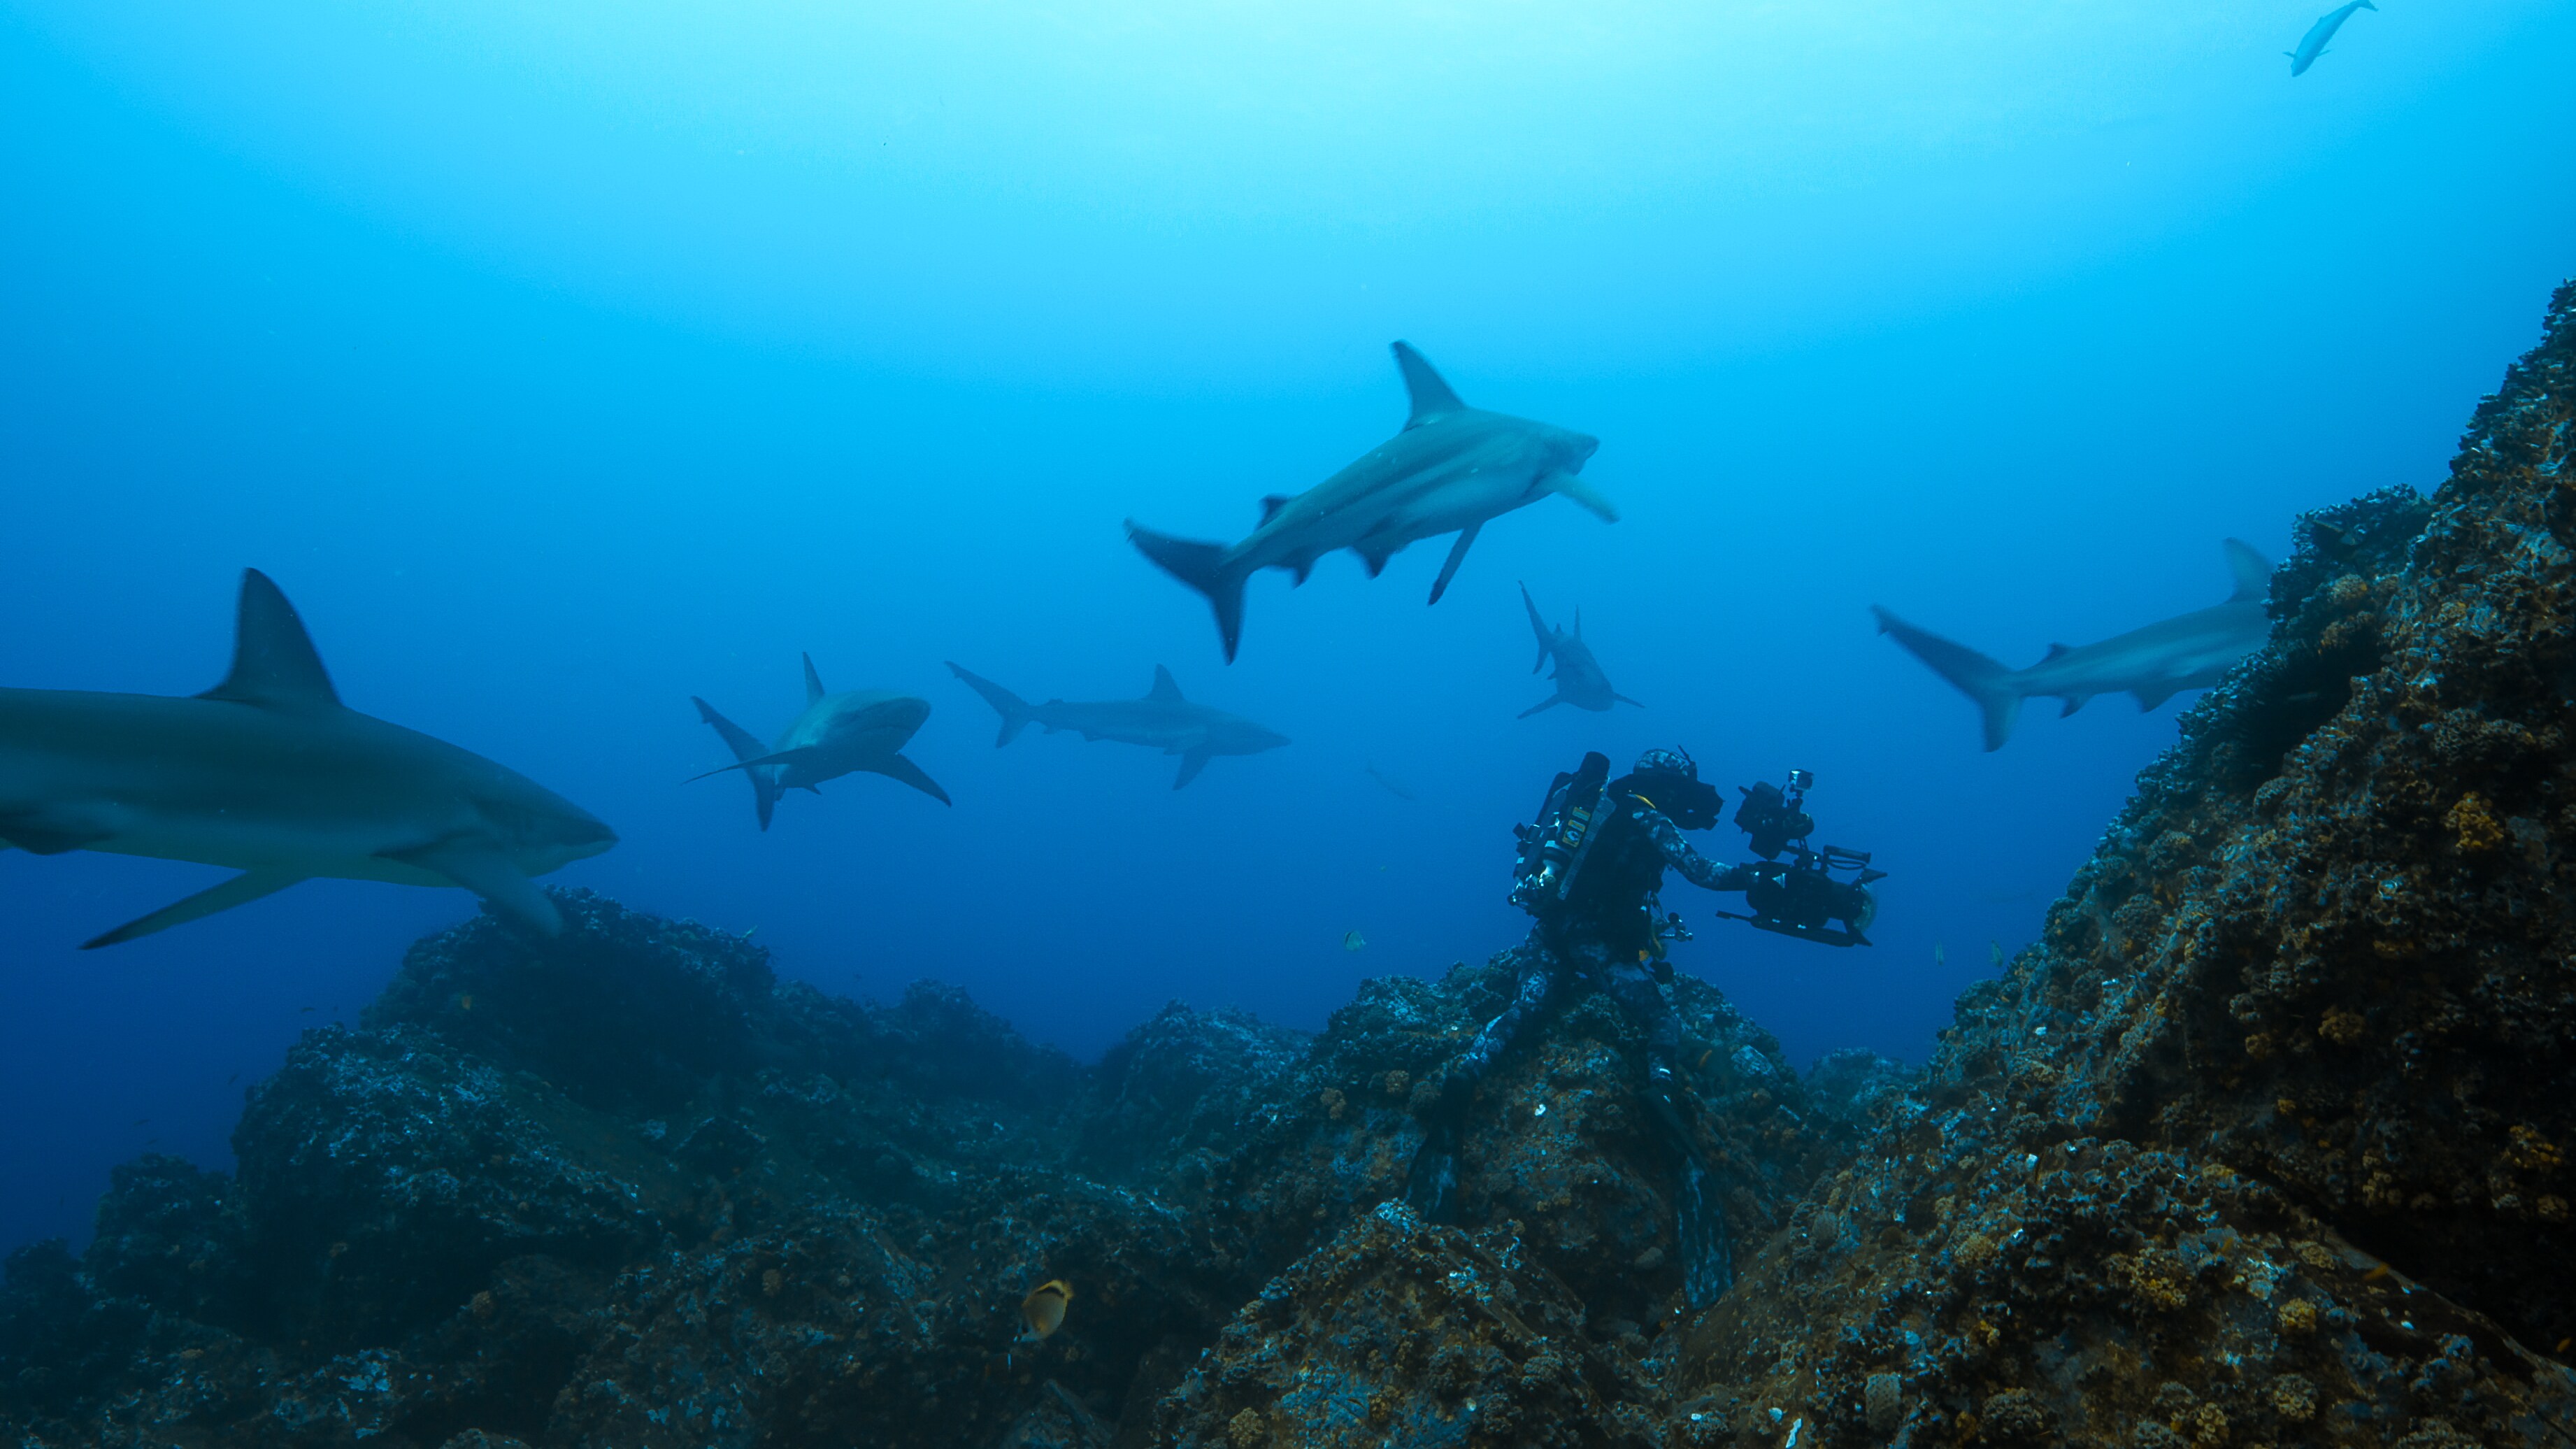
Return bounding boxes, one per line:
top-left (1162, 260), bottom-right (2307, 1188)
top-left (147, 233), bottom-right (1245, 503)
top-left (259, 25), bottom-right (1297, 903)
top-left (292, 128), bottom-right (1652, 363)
top-left (691, 655), bottom-right (950, 829)
top-left (1518, 582), bottom-right (1639, 718)
top-left (1126, 341), bottom-right (1615, 662)
top-left (1873, 540), bottom-right (2274, 751)
top-left (0, 569), bottom-right (617, 948)
top-left (2288, 0), bottom-right (2375, 76)
top-left (945, 662), bottom-right (1289, 789)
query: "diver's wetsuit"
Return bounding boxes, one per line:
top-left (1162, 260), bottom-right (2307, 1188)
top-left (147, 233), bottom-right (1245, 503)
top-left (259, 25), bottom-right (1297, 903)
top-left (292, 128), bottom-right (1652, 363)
top-left (1411, 787), bottom-right (1755, 1305)
top-left (1453, 804), bottom-right (1753, 1089)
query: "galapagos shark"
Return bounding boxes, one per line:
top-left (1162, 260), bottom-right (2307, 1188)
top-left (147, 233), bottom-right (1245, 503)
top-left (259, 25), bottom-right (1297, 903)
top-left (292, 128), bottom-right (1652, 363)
top-left (2288, 0), bottom-right (2375, 76)
top-left (1518, 581), bottom-right (1639, 718)
top-left (1872, 540), bottom-right (2274, 751)
top-left (945, 662), bottom-right (1289, 789)
top-left (0, 569), bottom-right (617, 948)
top-left (691, 655), bottom-right (950, 829)
top-left (1126, 341), bottom-right (1614, 662)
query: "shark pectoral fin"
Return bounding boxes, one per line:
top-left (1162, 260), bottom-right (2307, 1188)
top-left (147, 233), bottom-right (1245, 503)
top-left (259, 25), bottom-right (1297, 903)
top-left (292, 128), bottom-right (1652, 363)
top-left (385, 839), bottom-right (562, 936)
top-left (1518, 694), bottom-right (1564, 719)
top-left (1173, 748), bottom-right (1215, 790)
top-left (2133, 687), bottom-right (2178, 712)
top-left (685, 745), bottom-right (822, 783)
top-left (1428, 522), bottom-right (1482, 605)
top-left (1547, 472), bottom-right (1619, 523)
top-left (81, 870), bottom-right (309, 950)
top-left (867, 752), bottom-right (952, 806)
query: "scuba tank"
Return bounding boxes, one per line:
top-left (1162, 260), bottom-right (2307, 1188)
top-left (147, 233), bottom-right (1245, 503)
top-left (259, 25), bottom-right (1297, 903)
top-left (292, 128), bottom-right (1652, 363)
top-left (1511, 751), bottom-right (1612, 911)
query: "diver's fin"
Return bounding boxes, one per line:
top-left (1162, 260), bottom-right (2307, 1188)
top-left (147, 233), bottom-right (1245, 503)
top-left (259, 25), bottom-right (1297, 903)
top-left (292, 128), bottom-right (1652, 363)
top-left (1126, 521), bottom-right (1248, 663)
top-left (199, 569), bottom-right (341, 710)
top-left (1518, 694), bottom-right (1566, 720)
top-left (1173, 748), bottom-right (1215, 790)
top-left (2133, 686), bottom-right (2177, 712)
top-left (692, 697), bottom-right (784, 829)
top-left (1429, 522), bottom-right (1482, 605)
top-left (1391, 341), bottom-right (1466, 428)
top-left (2222, 538), bottom-right (2272, 602)
top-left (946, 663), bottom-right (1036, 747)
top-left (1147, 664), bottom-right (1185, 701)
top-left (1519, 581), bottom-right (1553, 672)
top-left (81, 869), bottom-right (308, 950)
top-left (866, 752), bottom-right (952, 805)
top-left (1547, 471), bottom-right (1619, 523)
top-left (801, 652), bottom-right (827, 705)
top-left (1871, 605), bottom-right (2024, 751)
top-left (382, 838), bottom-right (561, 936)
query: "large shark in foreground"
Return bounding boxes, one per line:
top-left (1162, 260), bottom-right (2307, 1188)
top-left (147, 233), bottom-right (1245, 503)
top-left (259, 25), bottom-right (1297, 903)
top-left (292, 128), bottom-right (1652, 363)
top-left (1518, 581), bottom-right (1639, 718)
top-left (2288, 0), bottom-right (2375, 76)
top-left (1126, 341), bottom-right (1614, 662)
top-left (1873, 540), bottom-right (2274, 751)
top-left (692, 655), bottom-right (950, 829)
top-left (946, 662), bottom-right (1289, 789)
top-left (0, 569), bottom-right (617, 947)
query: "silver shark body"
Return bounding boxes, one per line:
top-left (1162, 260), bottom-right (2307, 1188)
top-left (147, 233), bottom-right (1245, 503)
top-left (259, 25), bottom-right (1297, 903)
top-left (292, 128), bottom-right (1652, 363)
top-left (2289, 0), bottom-right (2375, 76)
top-left (0, 569), bottom-right (616, 947)
top-left (946, 662), bottom-right (1289, 789)
top-left (1126, 341), bottom-right (1614, 661)
top-left (691, 654), bottom-right (949, 829)
top-left (1873, 540), bottom-right (2274, 751)
top-left (1517, 581), bottom-right (1640, 718)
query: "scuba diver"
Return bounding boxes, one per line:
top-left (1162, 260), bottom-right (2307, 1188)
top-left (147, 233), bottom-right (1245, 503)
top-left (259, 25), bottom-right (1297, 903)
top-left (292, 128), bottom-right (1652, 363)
top-left (1406, 746), bottom-right (1882, 1308)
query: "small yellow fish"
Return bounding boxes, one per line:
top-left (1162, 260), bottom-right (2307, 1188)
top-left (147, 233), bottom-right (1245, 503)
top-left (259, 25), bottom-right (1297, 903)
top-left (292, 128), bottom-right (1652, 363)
top-left (1020, 1279), bottom-right (1072, 1341)
top-left (1343, 931), bottom-right (1367, 952)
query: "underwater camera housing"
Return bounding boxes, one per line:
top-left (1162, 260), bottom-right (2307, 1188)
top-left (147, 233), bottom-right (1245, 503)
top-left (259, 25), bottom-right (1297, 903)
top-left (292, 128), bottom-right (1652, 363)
top-left (1718, 769), bottom-right (1887, 948)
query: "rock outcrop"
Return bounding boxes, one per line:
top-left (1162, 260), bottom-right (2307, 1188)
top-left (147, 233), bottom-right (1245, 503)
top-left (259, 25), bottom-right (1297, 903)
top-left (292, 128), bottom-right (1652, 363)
top-left (3, 280), bottom-right (2571, 1448)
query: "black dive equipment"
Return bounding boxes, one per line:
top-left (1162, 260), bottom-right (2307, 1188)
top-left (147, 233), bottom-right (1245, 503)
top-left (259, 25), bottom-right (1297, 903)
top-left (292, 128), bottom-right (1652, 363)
top-left (1510, 751), bottom-right (1611, 908)
top-left (1716, 769), bottom-right (1886, 948)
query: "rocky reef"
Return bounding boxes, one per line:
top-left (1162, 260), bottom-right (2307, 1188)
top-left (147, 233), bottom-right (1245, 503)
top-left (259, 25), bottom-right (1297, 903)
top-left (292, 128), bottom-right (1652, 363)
top-left (5, 281), bottom-right (2573, 1448)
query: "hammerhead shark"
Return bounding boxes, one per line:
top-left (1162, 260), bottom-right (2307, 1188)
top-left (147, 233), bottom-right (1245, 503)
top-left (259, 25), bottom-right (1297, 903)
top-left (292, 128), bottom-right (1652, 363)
top-left (2288, 0), bottom-right (2375, 76)
top-left (1518, 582), bottom-right (1639, 718)
top-left (691, 655), bottom-right (949, 829)
top-left (1126, 341), bottom-right (1615, 662)
top-left (0, 569), bottom-right (617, 948)
top-left (945, 662), bottom-right (1289, 789)
top-left (1873, 540), bottom-right (2274, 751)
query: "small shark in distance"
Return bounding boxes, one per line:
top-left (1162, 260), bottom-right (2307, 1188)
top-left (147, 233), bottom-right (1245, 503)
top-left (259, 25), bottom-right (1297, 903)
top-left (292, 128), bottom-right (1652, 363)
top-left (1518, 581), bottom-right (1639, 718)
top-left (1872, 540), bottom-right (2274, 751)
top-left (0, 569), bottom-right (617, 948)
top-left (945, 662), bottom-right (1289, 789)
top-left (1126, 341), bottom-right (1615, 662)
top-left (691, 655), bottom-right (950, 829)
top-left (2288, 0), bottom-right (2375, 76)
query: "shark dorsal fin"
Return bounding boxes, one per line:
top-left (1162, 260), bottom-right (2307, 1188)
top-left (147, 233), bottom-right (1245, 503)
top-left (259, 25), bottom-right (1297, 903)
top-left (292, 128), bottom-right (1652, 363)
top-left (1148, 665), bottom-right (1185, 702)
top-left (2043, 643), bottom-right (2071, 661)
top-left (2222, 538), bottom-right (2272, 602)
top-left (1391, 341), bottom-right (1466, 429)
top-left (802, 652), bottom-right (827, 705)
top-left (199, 569), bottom-right (340, 709)
top-left (1259, 494), bottom-right (1291, 526)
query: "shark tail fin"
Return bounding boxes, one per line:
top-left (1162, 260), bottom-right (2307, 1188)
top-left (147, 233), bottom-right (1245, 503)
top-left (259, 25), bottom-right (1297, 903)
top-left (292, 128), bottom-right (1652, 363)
top-left (692, 697), bottom-right (783, 830)
top-left (1519, 581), bottom-right (1554, 672)
top-left (1126, 521), bottom-right (1248, 662)
top-left (946, 662), bottom-right (1036, 746)
top-left (1871, 606), bottom-right (2024, 751)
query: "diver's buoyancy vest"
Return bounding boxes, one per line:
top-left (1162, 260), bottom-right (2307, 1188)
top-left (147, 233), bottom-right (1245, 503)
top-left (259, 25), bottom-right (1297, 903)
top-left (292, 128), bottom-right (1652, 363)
top-left (1554, 795), bottom-right (1673, 950)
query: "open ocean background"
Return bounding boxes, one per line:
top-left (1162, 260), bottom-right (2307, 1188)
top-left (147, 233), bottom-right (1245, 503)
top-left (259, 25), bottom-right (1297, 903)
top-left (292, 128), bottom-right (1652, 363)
top-left (3, 0), bottom-right (2571, 1257)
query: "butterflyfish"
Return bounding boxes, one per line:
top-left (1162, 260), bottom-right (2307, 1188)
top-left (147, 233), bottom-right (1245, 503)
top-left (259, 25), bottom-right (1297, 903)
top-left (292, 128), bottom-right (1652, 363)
top-left (1020, 1279), bottom-right (1072, 1341)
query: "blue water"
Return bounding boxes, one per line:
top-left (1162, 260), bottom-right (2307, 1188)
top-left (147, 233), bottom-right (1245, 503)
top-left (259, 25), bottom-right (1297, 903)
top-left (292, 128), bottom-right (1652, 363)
top-left (3, 1), bottom-right (2570, 1256)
